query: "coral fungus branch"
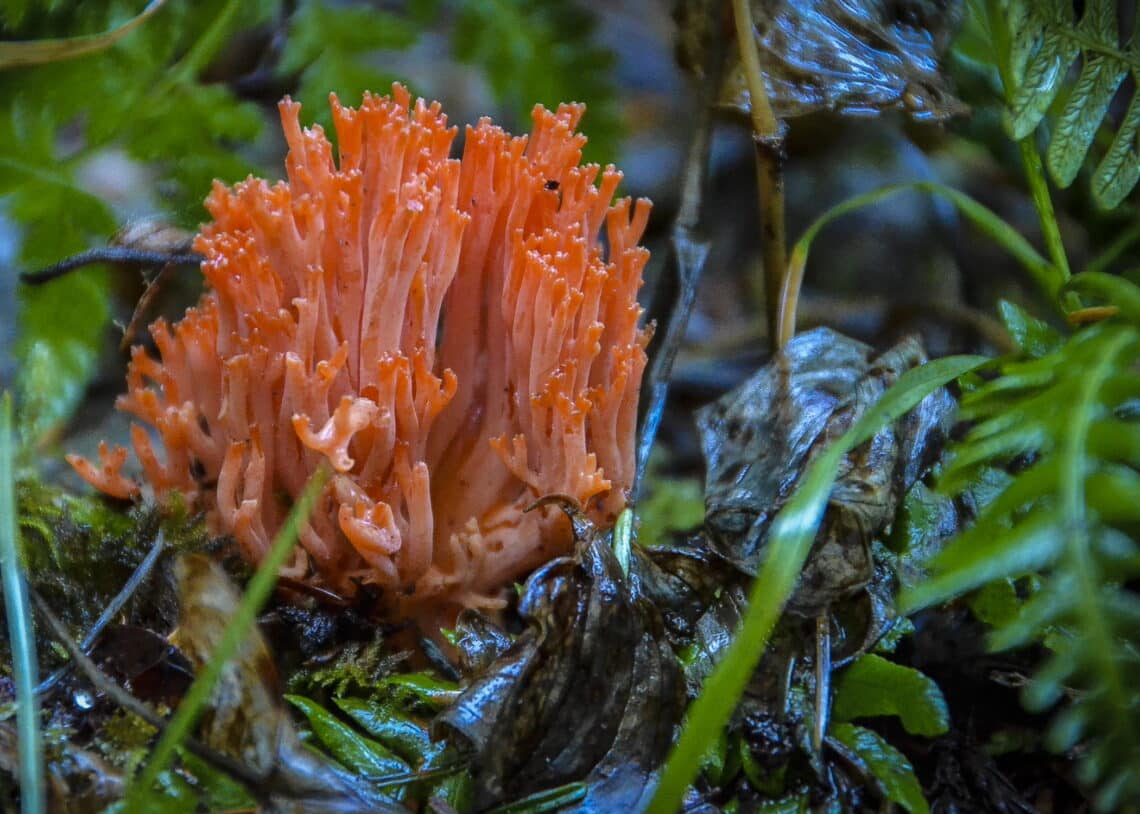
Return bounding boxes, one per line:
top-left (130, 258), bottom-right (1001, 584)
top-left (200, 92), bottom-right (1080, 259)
top-left (71, 85), bottom-right (651, 620)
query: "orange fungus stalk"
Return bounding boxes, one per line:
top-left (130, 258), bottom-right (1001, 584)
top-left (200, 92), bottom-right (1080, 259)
top-left (69, 85), bottom-right (651, 617)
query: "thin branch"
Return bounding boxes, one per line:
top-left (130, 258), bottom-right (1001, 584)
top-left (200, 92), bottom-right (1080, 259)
top-left (756, 138), bottom-right (789, 350)
top-left (633, 7), bottom-right (724, 498)
top-left (36, 530), bottom-right (167, 696)
top-left (634, 83), bottom-right (715, 498)
top-left (730, 0), bottom-right (778, 137)
top-left (28, 587), bottom-right (271, 799)
top-left (120, 262), bottom-right (179, 350)
top-left (813, 614), bottom-right (831, 758)
top-left (731, 0), bottom-right (789, 351)
top-left (19, 249), bottom-right (202, 286)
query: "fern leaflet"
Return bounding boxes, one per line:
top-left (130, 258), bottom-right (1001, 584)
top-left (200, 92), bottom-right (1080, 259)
top-left (902, 298), bottom-right (1140, 811)
top-left (997, 0), bottom-right (1140, 208)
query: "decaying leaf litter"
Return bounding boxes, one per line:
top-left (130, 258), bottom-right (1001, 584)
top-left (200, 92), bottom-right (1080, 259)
top-left (3, 0), bottom-right (1137, 812)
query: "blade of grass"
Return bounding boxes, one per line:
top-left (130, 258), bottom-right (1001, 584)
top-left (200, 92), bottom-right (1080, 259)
top-left (0, 0), bottom-right (167, 69)
top-left (646, 354), bottom-right (987, 814)
top-left (776, 181), bottom-right (1058, 348)
top-left (123, 463), bottom-right (331, 810)
top-left (1080, 220), bottom-right (1140, 278)
top-left (0, 393), bottom-right (44, 814)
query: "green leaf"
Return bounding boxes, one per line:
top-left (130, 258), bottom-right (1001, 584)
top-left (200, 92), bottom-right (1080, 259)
top-left (1046, 4), bottom-right (1126, 187)
top-left (0, 0), bottom-right (32, 29)
top-left (832, 654), bottom-right (950, 737)
top-left (2, 0), bottom-right (288, 443)
top-left (1094, 93), bottom-right (1140, 208)
top-left (918, 322), bottom-right (1140, 808)
top-left (433, 769), bottom-right (476, 812)
top-left (785, 182), bottom-right (1057, 312)
top-left (281, 1), bottom-right (417, 75)
top-left (988, 575), bottom-right (1071, 651)
top-left (886, 480), bottom-right (956, 562)
top-left (636, 474), bottom-right (704, 545)
top-left (831, 723), bottom-right (929, 814)
top-left (986, 0), bottom-right (1140, 208)
top-left (286, 695), bottom-right (409, 779)
top-left (647, 354), bottom-right (986, 814)
top-left (334, 696), bottom-right (438, 765)
top-left (698, 731), bottom-right (733, 788)
top-left (998, 299), bottom-right (1062, 357)
top-left (150, 768), bottom-right (200, 813)
top-left (0, 0), bottom-right (168, 69)
top-left (176, 749), bottom-right (255, 811)
top-left (377, 673), bottom-right (461, 711)
top-left (1086, 465), bottom-right (1140, 523)
top-left (8, 174), bottom-right (114, 445)
top-left (902, 508), bottom-right (1065, 611)
top-left (485, 782), bottom-right (588, 814)
top-left (1005, 0), bottom-right (1079, 140)
top-left (15, 274), bottom-right (109, 447)
top-left (1066, 272), bottom-right (1140, 324)
top-left (968, 577), bottom-right (1023, 627)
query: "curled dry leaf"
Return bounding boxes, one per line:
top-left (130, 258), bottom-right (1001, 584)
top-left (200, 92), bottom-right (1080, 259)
top-left (696, 327), bottom-right (956, 618)
top-left (436, 510), bottom-right (684, 811)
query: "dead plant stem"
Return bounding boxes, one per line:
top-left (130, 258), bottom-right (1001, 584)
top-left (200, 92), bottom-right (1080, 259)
top-left (731, 0), bottom-right (789, 351)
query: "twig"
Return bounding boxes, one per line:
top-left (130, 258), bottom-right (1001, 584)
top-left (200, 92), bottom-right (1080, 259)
top-left (28, 587), bottom-right (270, 799)
top-left (633, 11), bottom-right (722, 499)
top-left (19, 249), bottom-right (202, 286)
top-left (731, 0), bottom-right (789, 351)
top-left (813, 614), bottom-right (831, 758)
top-left (634, 111), bottom-right (713, 497)
top-left (120, 262), bottom-right (178, 350)
top-left (36, 530), bottom-right (168, 696)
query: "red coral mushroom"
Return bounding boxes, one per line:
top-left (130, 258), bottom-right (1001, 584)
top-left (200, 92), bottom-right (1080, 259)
top-left (69, 85), bottom-right (652, 619)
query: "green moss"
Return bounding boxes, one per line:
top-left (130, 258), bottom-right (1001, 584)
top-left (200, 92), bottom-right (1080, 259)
top-left (7, 479), bottom-right (210, 668)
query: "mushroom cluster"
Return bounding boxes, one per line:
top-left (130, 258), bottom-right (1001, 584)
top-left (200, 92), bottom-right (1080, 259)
top-left (71, 85), bottom-right (651, 619)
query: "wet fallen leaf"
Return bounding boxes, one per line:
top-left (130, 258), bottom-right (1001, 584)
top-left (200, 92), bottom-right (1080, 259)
top-left (437, 509), bottom-right (684, 811)
top-left (674, 0), bottom-right (964, 122)
top-left (723, 0), bottom-right (965, 121)
top-left (697, 327), bottom-right (956, 617)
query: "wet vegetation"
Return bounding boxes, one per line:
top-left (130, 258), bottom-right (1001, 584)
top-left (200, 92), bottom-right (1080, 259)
top-left (2, 1), bottom-right (1140, 812)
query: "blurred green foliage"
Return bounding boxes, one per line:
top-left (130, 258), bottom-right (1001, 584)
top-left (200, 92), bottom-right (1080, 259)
top-left (0, 0), bottom-right (622, 447)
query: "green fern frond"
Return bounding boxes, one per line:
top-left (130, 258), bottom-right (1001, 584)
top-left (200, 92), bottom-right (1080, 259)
top-left (997, 0), bottom-right (1140, 208)
top-left (902, 302), bottom-right (1140, 811)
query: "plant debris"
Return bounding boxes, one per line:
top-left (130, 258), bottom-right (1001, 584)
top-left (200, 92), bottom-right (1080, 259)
top-left (438, 504), bottom-right (684, 811)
